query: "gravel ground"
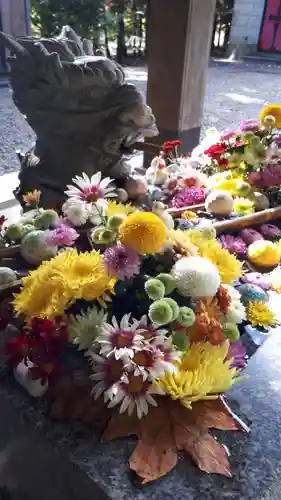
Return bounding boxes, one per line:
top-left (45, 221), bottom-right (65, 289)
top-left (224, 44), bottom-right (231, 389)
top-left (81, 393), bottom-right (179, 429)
top-left (1, 59), bottom-right (281, 176)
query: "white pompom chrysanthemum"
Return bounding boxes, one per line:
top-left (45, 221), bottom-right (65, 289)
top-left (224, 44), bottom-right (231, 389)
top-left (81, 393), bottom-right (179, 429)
top-left (62, 199), bottom-right (89, 227)
top-left (171, 256), bottom-right (220, 298)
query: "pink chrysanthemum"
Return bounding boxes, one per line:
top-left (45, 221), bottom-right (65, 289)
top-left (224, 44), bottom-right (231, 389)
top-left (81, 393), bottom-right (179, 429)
top-left (103, 244), bottom-right (141, 280)
top-left (217, 234), bottom-right (246, 258)
top-left (220, 130), bottom-right (236, 141)
top-left (169, 187), bottom-right (206, 208)
top-left (44, 224), bottom-right (79, 247)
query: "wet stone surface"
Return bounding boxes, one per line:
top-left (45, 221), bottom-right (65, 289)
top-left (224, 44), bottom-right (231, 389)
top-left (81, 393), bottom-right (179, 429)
top-left (0, 328), bottom-right (281, 499)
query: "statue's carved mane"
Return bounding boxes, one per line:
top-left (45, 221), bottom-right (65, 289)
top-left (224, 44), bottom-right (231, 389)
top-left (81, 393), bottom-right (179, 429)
top-left (0, 26), bottom-right (157, 207)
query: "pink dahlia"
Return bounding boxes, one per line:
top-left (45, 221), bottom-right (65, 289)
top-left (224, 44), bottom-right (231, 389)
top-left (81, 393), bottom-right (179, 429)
top-left (217, 234), bottom-right (246, 258)
top-left (103, 244), bottom-right (141, 280)
top-left (44, 224), bottom-right (79, 247)
top-left (228, 340), bottom-right (246, 369)
top-left (239, 119), bottom-right (260, 133)
top-left (169, 187), bottom-right (206, 208)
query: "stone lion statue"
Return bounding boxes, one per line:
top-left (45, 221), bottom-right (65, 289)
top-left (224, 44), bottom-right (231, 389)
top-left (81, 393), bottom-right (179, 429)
top-left (0, 26), bottom-right (157, 208)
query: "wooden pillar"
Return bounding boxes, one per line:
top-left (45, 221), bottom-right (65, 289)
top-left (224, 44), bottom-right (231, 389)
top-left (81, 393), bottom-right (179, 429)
top-left (147, 0), bottom-right (216, 153)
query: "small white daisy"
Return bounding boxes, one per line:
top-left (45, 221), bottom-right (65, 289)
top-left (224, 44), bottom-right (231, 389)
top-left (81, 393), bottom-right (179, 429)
top-left (65, 172), bottom-right (117, 203)
top-left (106, 374), bottom-right (165, 419)
top-left (88, 352), bottom-right (124, 400)
top-left (97, 314), bottom-right (144, 360)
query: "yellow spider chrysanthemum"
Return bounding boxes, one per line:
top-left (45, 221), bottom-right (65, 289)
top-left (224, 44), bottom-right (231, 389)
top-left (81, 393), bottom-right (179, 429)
top-left (260, 104), bottom-right (281, 128)
top-left (233, 197), bottom-right (255, 216)
top-left (13, 249), bottom-right (116, 319)
top-left (199, 240), bottom-right (243, 284)
top-left (106, 200), bottom-right (135, 217)
top-left (119, 212), bottom-right (167, 255)
top-left (157, 341), bottom-right (240, 409)
top-left (246, 301), bottom-right (276, 329)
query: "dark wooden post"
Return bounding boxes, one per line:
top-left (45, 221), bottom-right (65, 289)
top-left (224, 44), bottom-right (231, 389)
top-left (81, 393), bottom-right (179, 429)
top-left (146, 0), bottom-right (216, 153)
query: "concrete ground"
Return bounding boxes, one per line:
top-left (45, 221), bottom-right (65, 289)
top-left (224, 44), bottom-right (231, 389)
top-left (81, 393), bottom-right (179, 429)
top-left (1, 59), bottom-right (281, 176)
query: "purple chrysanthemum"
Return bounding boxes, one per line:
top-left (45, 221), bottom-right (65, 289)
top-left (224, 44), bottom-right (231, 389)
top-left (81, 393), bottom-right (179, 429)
top-left (228, 340), bottom-right (246, 369)
top-left (259, 224), bottom-right (281, 240)
top-left (217, 234), bottom-right (247, 258)
top-left (103, 244), bottom-right (141, 280)
top-left (239, 119), bottom-right (260, 133)
top-left (275, 134), bottom-right (281, 148)
top-left (44, 224), bottom-right (79, 247)
top-left (169, 187), bottom-right (206, 208)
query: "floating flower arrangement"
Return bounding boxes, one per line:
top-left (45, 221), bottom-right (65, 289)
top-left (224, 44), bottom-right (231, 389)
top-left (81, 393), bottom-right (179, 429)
top-left (2, 105), bottom-right (281, 486)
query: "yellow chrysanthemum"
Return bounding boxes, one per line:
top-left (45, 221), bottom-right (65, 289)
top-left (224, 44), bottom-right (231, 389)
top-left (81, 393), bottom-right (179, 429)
top-left (168, 229), bottom-right (242, 284)
top-left (157, 342), bottom-right (240, 409)
top-left (106, 200), bottom-right (135, 217)
top-left (208, 173), bottom-right (241, 195)
top-left (233, 197), bottom-right (255, 216)
top-left (167, 229), bottom-right (198, 256)
top-left (199, 240), bottom-right (243, 284)
top-left (181, 210), bottom-right (198, 222)
top-left (119, 212), bottom-right (167, 255)
top-left (13, 249), bottom-right (116, 319)
top-left (246, 301), bottom-right (276, 329)
top-left (260, 104), bottom-right (281, 128)
top-left (248, 240), bottom-right (280, 268)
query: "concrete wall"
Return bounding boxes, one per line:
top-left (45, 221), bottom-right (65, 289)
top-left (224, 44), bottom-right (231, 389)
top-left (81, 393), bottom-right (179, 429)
top-left (228, 0), bottom-right (265, 55)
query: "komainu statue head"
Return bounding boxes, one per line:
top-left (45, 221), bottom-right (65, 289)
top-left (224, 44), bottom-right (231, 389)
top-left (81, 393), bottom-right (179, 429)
top-left (0, 26), bottom-right (158, 207)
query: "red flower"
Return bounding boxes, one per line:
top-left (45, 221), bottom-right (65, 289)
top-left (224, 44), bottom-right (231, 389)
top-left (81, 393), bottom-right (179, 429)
top-left (162, 139), bottom-right (182, 153)
top-left (172, 140), bottom-right (182, 147)
top-left (204, 143), bottom-right (227, 159)
top-left (5, 333), bottom-right (30, 367)
top-left (218, 158), bottom-right (229, 169)
top-left (29, 359), bottom-right (62, 385)
top-left (0, 215), bottom-right (7, 229)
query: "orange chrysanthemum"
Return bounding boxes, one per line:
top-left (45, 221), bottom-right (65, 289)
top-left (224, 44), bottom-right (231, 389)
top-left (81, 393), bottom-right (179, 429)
top-left (187, 298), bottom-right (225, 346)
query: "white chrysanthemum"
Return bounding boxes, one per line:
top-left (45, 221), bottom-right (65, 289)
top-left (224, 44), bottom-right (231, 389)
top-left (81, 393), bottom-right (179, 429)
top-left (62, 198), bottom-right (89, 226)
top-left (171, 256), bottom-right (220, 298)
top-left (68, 307), bottom-right (107, 350)
top-left (88, 199), bottom-right (108, 225)
top-left (221, 284), bottom-right (241, 301)
top-left (65, 172), bottom-right (117, 202)
top-left (225, 298), bottom-right (246, 324)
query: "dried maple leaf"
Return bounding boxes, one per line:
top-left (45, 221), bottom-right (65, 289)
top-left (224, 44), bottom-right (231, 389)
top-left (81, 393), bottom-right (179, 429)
top-left (104, 397), bottom-right (245, 484)
top-left (50, 370), bottom-right (108, 428)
